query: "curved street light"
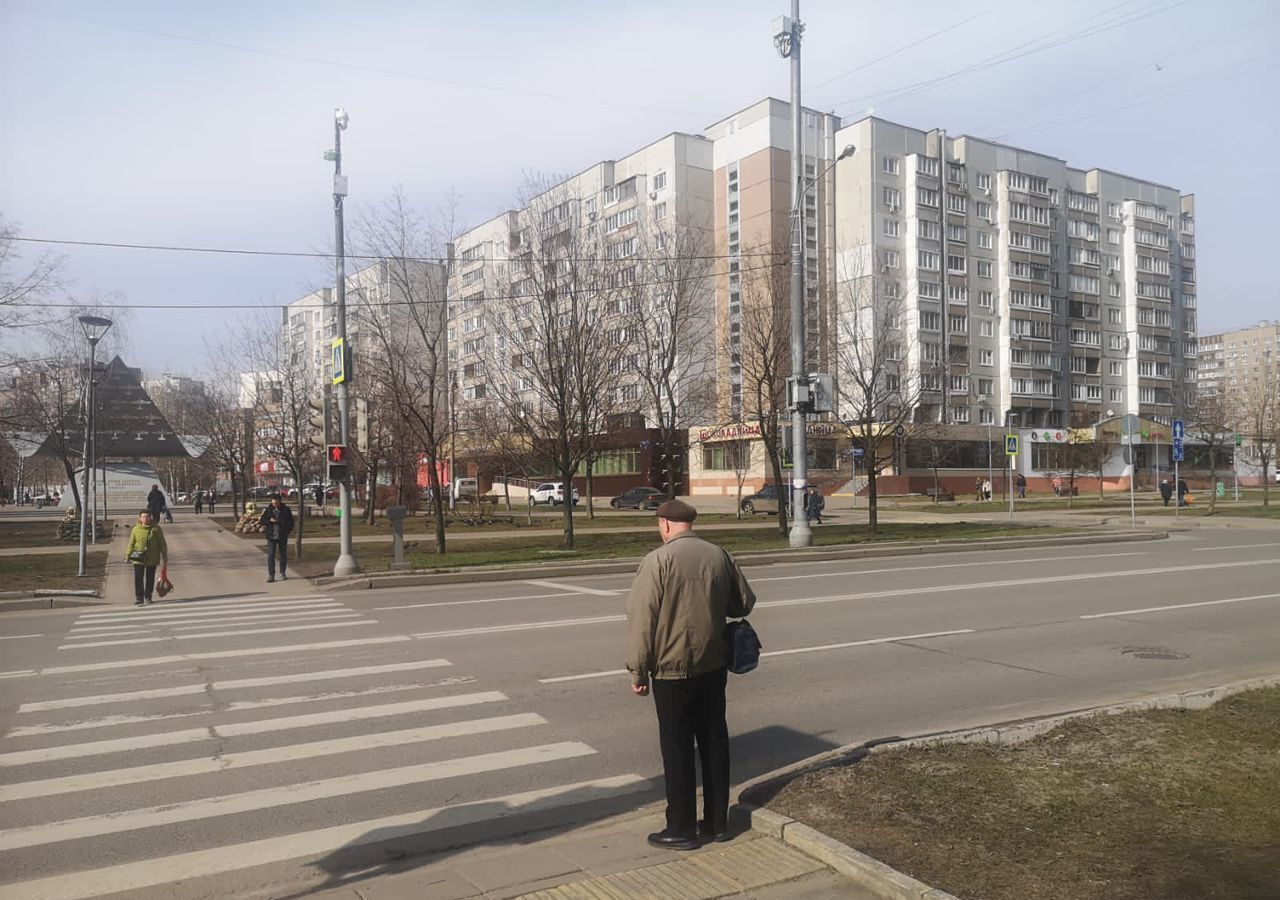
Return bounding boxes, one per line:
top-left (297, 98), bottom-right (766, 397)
top-left (77, 314), bottom-right (113, 577)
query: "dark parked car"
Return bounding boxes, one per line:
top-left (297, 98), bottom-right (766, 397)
top-left (740, 483), bottom-right (792, 516)
top-left (610, 486), bottom-right (664, 510)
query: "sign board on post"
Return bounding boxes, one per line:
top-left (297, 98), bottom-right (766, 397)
top-left (852, 447), bottom-right (865, 459)
top-left (1172, 437), bottom-right (1184, 462)
top-left (1172, 419), bottom-right (1185, 441)
top-left (1005, 434), bottom-right (1019, 456)
top-left (331, 338), bottom-right (346, 385)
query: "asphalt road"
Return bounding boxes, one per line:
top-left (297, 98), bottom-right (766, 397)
top-left (0, 527), bottom-right (1277, 899)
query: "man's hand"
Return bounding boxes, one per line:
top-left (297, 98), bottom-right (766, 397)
top-left (631, 680), bottom-right (649, 696)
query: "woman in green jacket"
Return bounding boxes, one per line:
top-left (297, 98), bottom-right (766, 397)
top-left (124, 509), bottom-right (168, 606)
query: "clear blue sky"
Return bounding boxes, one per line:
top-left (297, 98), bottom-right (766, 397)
top-left (2, 0), bottom-right (1277, 378)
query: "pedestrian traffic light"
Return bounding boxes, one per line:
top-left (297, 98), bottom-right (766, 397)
top-left (308, 390), bottom-right (330, 449)
top-left (326, 444), bottom-right (350, 482)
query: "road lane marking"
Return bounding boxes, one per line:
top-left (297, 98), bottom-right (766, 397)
top-left (0, 691), bottom-right (508, 766)
top-left (0, 634), bottom-right (44, 641)
top-left (371, 591), bottom-right (579, 611)
top-left (537, 629), bottom-right (978, 682)
top-left (36, 635), bottom-right (414, 676)
top-left (0, 670), bottom-right (37, 679)
top-left (524, 579), bottom-right (622, 596)
top-left (75, 595), bottom-right (337, 617)
top-left (16, 658), bottom-right (452, 712)
top-left (61, 611), bottom-right (367, 641)
top-left (72, 599), bottom-right (342, 625)
top-left (1192, 542), bottom-right (1280, 552)
top-left (1080, 592), bottom-right (1280, 619)
top-left (413, 614), bottom-right (624, 640)
top-left (9, 678), bottom-right (476, 737)
top-left (59, 619), bottom-right (378, 649)
top-left (0, 773), bottom-right (650, 900)
top-left (0, 741), bottom-right (594, 852)
top-left (750, 551), bottom-right (1145, 583)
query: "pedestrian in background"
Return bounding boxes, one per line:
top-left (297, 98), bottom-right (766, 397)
top-left (805, 485), bottom-right (825, 524)
top-left (146, 484), bottom-right (165, 524)
top-left (982, 478), bottom-right (993, 501)
top-left (974, 478), bottom-right (983, 502)
top-left (1159, 479), bottom-right (1173, 507)
top-left (626, 498), bottom-right (756, 851)
top-left (125, 509), bottom-right (168, 606)
top-left (207, 491), bottom-right (216, 515)
top-left (259, 493), bottom-right (295, 582)
top-left (1016, 472), bottom-right (1027, 499)
top-left (194, 490), bottom-right (204, 514)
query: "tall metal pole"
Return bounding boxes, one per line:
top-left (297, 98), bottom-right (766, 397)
top-left (88, 365), bottom-right (97, 543)
top-left (986, 413), bottom-right (993, 497)
top-left (331, 109), bottom-right (359, 576)
top-left (777, 2), bottom-right (811, 548)
top-left (1126, 413), bottom-right (1136, 528)
top-left (449, 372), bottom-right (457, 513)
top-left (77, 338), bottom-right (97, 576)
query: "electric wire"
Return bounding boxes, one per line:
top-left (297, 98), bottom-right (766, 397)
top-left (2, 258), bottom-right (790, 312)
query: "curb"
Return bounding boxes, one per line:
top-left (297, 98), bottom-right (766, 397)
top-left (0, 590), bottom-right (106, 612)
top-left (735, 674), bottom-right (1280, 900)
top-left (313, 528), bottom-right (1166, 592)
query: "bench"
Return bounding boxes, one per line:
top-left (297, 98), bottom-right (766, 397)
top-left (923, 488), bottom-right (955, 502)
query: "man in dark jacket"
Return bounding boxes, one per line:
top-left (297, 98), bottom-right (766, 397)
top-left (146, 485), bottom-right (165, 523)
top-left (626, 498), bottom-right (756, 850)
top-left (259, 493), bottom-right (295, 582)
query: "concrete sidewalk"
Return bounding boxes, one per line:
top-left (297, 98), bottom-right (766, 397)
top-left (101, 513), bottom-right (316, 606)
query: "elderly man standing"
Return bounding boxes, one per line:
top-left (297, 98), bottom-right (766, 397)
top-left (626, 498), bottom-right (757, 850)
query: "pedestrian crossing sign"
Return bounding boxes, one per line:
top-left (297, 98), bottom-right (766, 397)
top-left (331, 338), bottom-right (346, 385)
top-left (1005, 434), bottom-right (1019, 456)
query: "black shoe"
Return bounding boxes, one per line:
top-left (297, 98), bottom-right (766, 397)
top-left (144, 597), bottom-right (154, 605)
top-left (698, 820), bottom-right (732, 843)
top-left (267, 576), bottom-right (275, 583)
top-left (134, 599), bottom-right (145, 607)
top-left (646, 830), bottom-right (699, 851)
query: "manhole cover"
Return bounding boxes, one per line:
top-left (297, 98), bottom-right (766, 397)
top-left (1121, 646), bottom-right (1189, 661)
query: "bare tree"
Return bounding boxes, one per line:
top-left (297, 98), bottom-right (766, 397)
top-left (353, 189), bottom-right (453, 553)
top-left (0, 217), bottom-right (65, 344)
top-left (831, 251), bottom-right (920, 532)
top-left (623, 216), bottom-right (715, 500)
top-left (483, 176), bottom-right (620, 548)
top-left (1191, 391), bottom-right (1238, 514)
top-left (736, 246), bottom-right (792, 535)
top-left (1229, 362), bottom-right (1277, 507)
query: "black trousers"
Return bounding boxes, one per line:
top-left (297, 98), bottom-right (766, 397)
top-left (651, 667), bottom-right (730, 836)
top-left (132, 564), bottom-right (156, 601)
top-left (266, 538), bottom-right (288, 577)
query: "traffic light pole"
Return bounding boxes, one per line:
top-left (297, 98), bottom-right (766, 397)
top-left (331, 109), bottom-right (359, 576)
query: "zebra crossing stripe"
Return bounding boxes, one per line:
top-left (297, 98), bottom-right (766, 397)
top-left (75, 596), bottom-right (338, 618)
top-left (59, 619), bottom-right (379, 650)
top-left (33, 636), bottom-right (415, 675)
top-left (17, 659), bottom-right (453, 713)
top-left (0, 691), bottom-right (507, 767)
top-left (72, 599), bottom-right (342, 624)
top-left (0, 711), bottom-right (545, 801)
top-left (0, 741), bottom-right (595, 852)
top-left (0, 773), bottom-right (650, 900)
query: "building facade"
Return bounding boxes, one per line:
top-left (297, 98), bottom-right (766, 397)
top-left (1196, 320), bottom-right (1279, 404)
top-left (833, 115), bottom-right (1197, 434)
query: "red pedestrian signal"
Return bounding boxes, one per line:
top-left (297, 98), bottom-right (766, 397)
top-left (326, 445), bottom-right (350, 481)
top-left (327, 445), bottom-right (349, 463)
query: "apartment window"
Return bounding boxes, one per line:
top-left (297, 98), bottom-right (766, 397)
top-left (653, 202), bottom-right (667, 221)
top-left (918, 280), bottom-right (941, 299)
top-left (947, 255), bottom-right (967, 274)
top-left (949, 315), bottom-right (967, 334)
top-left (604, 206), bottom-right (638, 233)
top-left (883, 187), bottom-right (901, 210)
top-left (882, 156), bottom-right (900, 175)
top-left (919, 310), bottom-right (942, 331)
top-left (1109, 282), bottom-right (1122, 298)
top-left (1109, 387), bottom-right (1124, 402)
top-left (952, 406), bottom-right (970, 423)
top-left (1107, 201), bottom-right (1120, 219)
top-left (1109, 334), bottom-right (1127, 350)
top-left (946, 194), bottom-right (967, 214)
top-left (977, 378), bottom-right (993, 396)
top-left (652, 171), bottom-right (667, 192)
top-left (918, 250), bottom-right (940, 270)
top-left (979, 349), bottom-right (994, 366)
top-left (917, 187), bottom-right (940, 207)
top-left (975, 201), bottom-right (992, 220)
top-left (1107, 228), bottom-right (1120, 244)
top-left (947, 283), bottom-right (968, 304)
top-left (917, 155), bottom-right (940, 176)
top-left (883, 218), bottom-right (900, 238)
top-left (923, 342), bottom-right (942, 361)
top-left (462, 315), bottom-right (484, 334)
top-left (918, 219), bottom-right (940, 240)
top-left (979, 406), bottom-right (994, 424)
top-left (978, 290), bottom-right (993, 308)
top-left (977, 260), bottom-right (992, 278)
top-left (977, 230), bottom-right (993, 249)
top-left (979, 319), bottom-right (994, 337)
top-left (946, 223), bottom-right (967, 242)
top-left (883, 249), bottom-right (901, 269)
top-left (1107, 308), bottom-right (1123, 325)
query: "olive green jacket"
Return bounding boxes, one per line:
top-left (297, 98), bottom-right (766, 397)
top-left (625, 531), bottom-right (756, 683)
top-left (124, 524), bottom-right (168, 567)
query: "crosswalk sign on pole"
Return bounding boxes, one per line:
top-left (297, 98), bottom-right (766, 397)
top-left (1005, 434), bottom-right (1019, 456)
top-left (331, 338), bottom-right (346, 385)
top-left (1172, 437), bottom-right (1184, 462)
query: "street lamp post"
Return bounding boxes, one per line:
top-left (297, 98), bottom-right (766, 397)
top-left (985, 406), bottom-right (994, 501)
top-left (327, 107), bottom-right (359, 576)
top-left (77, 315), bottom-right (112, 577)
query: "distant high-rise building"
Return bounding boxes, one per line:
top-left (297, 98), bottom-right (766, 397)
top-left (1196, 320), bottom-right (1279, 405)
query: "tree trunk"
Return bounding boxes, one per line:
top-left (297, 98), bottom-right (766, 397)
top-left (1208, 448), bottom-right (1218, 513)
top-left (765, 447), bottom-right (787, 535)
top-left (295, 493), bottom-right (304, 560)
top-left (585, 458), bottom-right (595, 521)
top-left (867, 465), bottom-right (879, 533)
top-left (560, 461), bottom-right (576, 549)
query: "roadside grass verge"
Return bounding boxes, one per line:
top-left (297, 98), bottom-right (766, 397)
top-left (283, 521), bottom-right (1078, 577)
top-left (0, 519), bottom-right (117, 550)
top-left (0, 551), bottom-right (108, 593)
top-left (769, 686), bottom-right (1280, 900)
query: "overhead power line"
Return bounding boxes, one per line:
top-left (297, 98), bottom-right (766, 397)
top-left (4, 259), bottom-right (789, 312)
top-left (10, 235), bottom-right (782, 264)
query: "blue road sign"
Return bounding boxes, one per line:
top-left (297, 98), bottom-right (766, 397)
top-left (852, 447), bottom-right (865, 459)
top-left (1005, 434), bottom-right (1019, 456)
top-left (1172, 437), bottom-right (1184, 462)
top-left (1172, 419), bottom-right (1184, 440)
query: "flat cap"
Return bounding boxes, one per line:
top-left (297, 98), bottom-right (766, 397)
top-left (655, 498), bottom-right (697, 523)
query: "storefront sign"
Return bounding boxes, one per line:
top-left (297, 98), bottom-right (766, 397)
top-left (696, 422), bottom-right (839, 444)
top-left (1027, 429), bottom-right (1069, 443)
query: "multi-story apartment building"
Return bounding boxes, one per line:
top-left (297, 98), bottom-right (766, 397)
top-left (1196, 320), bottom-right (1279, 404)
top-left (704, 98), bottom-right (843, 420)
top-left (446, 131), bottom-right (716, 431)
top-left (833, 115), bottom-right (1197, 432)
